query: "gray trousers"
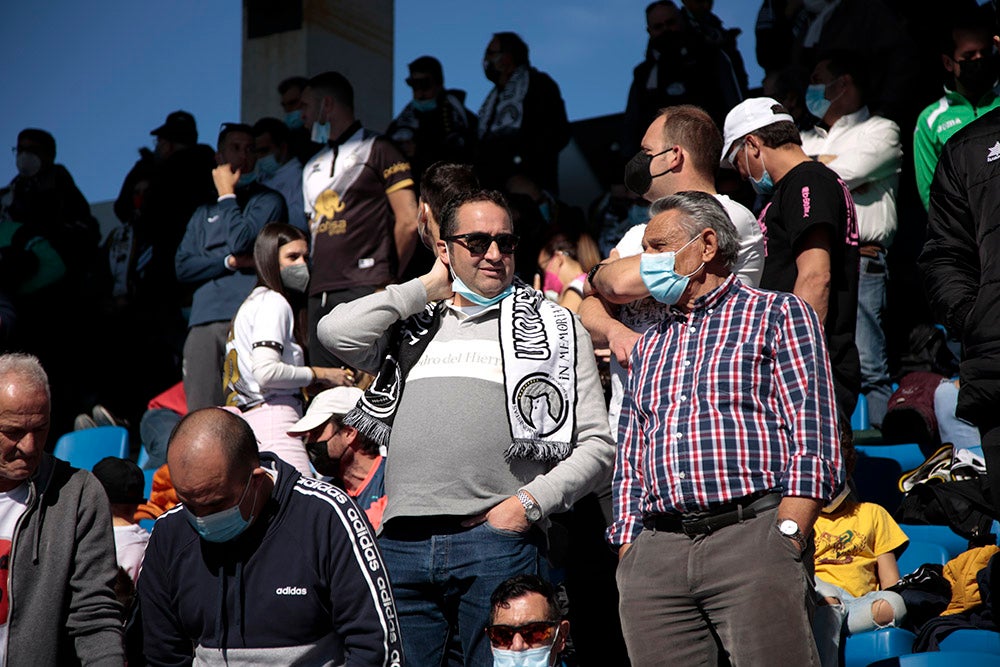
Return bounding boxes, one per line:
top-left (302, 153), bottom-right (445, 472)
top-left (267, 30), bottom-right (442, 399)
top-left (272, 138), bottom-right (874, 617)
top-left (616, 506), bottom-right (820, 667)
top-left (182, 321), bottom-right (231, 412)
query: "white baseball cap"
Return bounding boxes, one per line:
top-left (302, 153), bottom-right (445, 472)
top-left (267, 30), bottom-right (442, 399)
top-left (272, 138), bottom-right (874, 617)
top-left (287, 387), bottom-right (364, 434)
top-left (721, 97), bottom-right (796, 168)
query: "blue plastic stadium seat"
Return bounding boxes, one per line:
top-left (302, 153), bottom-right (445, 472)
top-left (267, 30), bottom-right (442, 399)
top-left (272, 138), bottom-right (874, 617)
top-left (897, 540), bottom-right (950, 576)
top-left (844, 628), bottom-right (916, 667)
top-left (53, 426), bottom-right (129, 471)
top-left (136, 445), bottom-right (150, 468)
top-left (868, 651), bottom-right (1000, 666)
top-left (938, 629), bottom-right (1000, 654)
top-left (852, 394), bottom-right (870, 431)
top-left (898, 524), bottom-right (975, 559)
top-left (142, 468), bottom-right (156, 500)
top-left (854, 443), bottom-right (927, 512)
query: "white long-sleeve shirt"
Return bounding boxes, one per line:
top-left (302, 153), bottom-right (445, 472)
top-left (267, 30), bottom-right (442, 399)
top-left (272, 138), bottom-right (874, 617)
top-left (801, 107), bottom-right (902, 246)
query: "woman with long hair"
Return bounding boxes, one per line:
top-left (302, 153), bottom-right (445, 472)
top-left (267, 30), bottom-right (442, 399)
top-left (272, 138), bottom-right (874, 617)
top-left (224, 222), bottom-right (353, 476)
top-left (535, 230), bottom-right (600, 313)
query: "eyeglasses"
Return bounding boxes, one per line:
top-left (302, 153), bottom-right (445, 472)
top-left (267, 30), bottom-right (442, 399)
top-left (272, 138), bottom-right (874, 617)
top-left (444, 232), bottom-right (519, 255)
top-left (405, 76), bottom-right (434, 91)
top-left (485, 621), bottom-right (558, 649)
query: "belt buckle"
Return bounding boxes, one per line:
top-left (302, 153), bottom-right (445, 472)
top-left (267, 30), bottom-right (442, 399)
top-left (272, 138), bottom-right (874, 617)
top-left (680, 515), bottom-right (708, 536)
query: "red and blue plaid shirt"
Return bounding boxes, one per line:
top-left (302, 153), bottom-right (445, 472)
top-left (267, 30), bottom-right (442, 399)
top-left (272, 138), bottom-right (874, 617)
top-left (607, 275), bottom-right (843, 546)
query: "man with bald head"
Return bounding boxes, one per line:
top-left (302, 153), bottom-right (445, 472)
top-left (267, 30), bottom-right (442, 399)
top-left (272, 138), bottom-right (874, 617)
top-left (137, 407), bottom-right (402, 666)
top-left (606, 192), bottom-right (843, 666)
top-left (0, 353), bottom-right (123, 665)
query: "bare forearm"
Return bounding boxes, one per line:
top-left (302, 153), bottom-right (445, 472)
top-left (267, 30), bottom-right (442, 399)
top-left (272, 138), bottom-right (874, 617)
top-left (579, 295), bottom-right (616, 347)
top-left (593, 256), bottom-right (648, 304)
top-left (777, 496), bottom-right (823, 535)
top-left (793, 272), bottom-right (830, 325)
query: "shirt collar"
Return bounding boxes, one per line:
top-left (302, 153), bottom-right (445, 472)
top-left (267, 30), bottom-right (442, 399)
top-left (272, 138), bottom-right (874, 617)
top-left (819, 106), bottom-right (870, 134)
top-left (676, 273), bottom-right (740, 316)
top-left (943, 84), bottom-right (1000, 107)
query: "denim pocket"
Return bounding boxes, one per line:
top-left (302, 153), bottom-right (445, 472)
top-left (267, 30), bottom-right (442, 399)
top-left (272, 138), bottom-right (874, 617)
top-left (482, 520), bottom-right (529, 539)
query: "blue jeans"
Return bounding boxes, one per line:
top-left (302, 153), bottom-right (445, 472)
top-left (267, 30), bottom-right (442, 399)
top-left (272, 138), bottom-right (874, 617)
top-left (935, 379), bottom-right (981, 451)
top-left (379, 519), bottom-right (546, 667)
top-left (857, 251), bottom-right (893, 427)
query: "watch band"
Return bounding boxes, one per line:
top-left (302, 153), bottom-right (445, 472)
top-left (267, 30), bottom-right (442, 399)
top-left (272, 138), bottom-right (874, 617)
top-left (586, 261), bottom-right (604, 287)
top-left (516, 490), bottom-right (542, 523)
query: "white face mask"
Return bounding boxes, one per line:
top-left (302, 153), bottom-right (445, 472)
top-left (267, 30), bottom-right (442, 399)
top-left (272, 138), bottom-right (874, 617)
top-left (310, 100), bottom-right (331, 144)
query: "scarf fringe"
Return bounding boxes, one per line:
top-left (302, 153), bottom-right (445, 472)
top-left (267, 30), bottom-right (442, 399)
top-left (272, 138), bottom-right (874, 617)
top-left (504, 439), bottom-right (572, 463)
top-left (343, 408), bottom-right (392, 449)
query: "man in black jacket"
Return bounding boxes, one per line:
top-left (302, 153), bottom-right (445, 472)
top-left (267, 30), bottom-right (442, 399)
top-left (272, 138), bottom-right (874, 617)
top-left (137, 408), bottom-right (402, 665)
top-left (476, 32), bottom-right (570, 194)
top-left (919, 10), bottom-right (1000, 512)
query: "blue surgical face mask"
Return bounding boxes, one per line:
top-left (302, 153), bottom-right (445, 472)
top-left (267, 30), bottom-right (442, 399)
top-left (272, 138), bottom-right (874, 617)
top-left (237, 171), bottom-right (257, 187)
top-left (805, 83), bottom-right (831, 119)
top-left (411, 98), bottom-right (438, 112)
top-left (744, 142), bottom-right (774, 195)
top-left (452, 274), bottom-right (513, 306)
top-left (185, 472), bottom-right (257, 543)
top-left (446, 246), bottom-right (514, 307)
top-left (256, 154), bottom-right (280, 178)
top-left (537, 201), bottom-right (552, 223)
top-left (491, 635), bottom-right (558, 667)
top-left (284, 109), bottom-right (304, 129)
top-left (639, 234), bottom-right (704, 305)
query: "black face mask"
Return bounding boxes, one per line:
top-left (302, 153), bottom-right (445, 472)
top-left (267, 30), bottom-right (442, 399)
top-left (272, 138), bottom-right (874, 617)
top-left (484, 60), bottom-right (502, 84)
top-left (956, 55), bottom-right (999, 98)
top-left (305, 440), bottom-right (339, 478)
top-left (624, 148), bottom-right (674, 197)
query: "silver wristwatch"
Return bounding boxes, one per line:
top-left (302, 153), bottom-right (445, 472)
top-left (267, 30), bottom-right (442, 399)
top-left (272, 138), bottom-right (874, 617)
top-left (517, 490), bottom-right (543, 523)
top-left (778, 518), bottom-right (807, 551)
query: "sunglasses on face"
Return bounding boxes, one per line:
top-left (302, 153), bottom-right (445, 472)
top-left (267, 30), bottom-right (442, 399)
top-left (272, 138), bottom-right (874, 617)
top-left (444, 232), bottom-right (519, 255)
top-left (485, 621), bottom-right (558, 649)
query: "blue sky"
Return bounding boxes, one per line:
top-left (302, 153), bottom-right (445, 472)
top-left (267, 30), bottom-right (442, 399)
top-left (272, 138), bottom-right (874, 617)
top-left (0, 1), bottom-right (761, 205)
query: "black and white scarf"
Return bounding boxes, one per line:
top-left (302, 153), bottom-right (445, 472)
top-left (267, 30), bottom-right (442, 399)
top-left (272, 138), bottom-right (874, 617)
top-left (478, 65), bottom-right (531, 139)
top-left (344, 283), bottom-right (578, 463)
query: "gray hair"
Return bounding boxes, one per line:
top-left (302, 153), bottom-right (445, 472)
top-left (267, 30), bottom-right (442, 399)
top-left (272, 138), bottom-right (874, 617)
top-left (648, 191), bottom-right (741, 271)
top-left (0, 353), bottom-right (50, 401)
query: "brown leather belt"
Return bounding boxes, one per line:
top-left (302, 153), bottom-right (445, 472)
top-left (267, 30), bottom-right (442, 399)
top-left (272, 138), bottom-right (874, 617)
top-left (859, 243), bottom-right (885, 259)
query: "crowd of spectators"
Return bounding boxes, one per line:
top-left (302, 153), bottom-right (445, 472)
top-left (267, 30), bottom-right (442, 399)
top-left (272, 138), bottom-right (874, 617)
top-left (3, 1), bottom-right (1000, 665)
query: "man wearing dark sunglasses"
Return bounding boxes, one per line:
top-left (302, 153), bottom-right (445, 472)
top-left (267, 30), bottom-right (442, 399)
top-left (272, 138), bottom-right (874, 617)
top-left (387, 56), bottom-right (477, 187)
top-left (319, 189), bottom-right (614, 666)
top-left (486, 575), bottom-right (569, 666)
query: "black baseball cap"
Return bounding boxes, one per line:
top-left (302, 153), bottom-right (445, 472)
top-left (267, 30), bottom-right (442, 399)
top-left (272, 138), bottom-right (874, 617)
top-left (150, 110), bottom-right (198, 145)
top-left (92, 457), bottom-right (147, 504)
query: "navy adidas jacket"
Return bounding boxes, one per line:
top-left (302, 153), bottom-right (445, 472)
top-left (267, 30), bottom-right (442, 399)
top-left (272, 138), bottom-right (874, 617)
top-left (136, 453), bottom-right (403, 666)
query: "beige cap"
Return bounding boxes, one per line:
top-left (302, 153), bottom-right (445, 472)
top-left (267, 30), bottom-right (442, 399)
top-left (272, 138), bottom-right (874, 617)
top-left (287, 387), bottom-right (364, 434)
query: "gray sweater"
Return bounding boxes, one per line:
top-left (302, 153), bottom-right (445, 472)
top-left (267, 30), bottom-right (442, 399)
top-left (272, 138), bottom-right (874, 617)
top-left (318, 279), bottom-right (615, 525)
top-left (7, 454), bottom-right (124, 666)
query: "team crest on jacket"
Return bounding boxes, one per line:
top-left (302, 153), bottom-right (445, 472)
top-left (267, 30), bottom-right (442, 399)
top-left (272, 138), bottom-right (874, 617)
top-left (987, 141), bottom-right (1000, 163)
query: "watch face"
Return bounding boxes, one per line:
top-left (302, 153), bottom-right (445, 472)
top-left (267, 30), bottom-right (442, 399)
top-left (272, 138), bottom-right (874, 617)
top-left (779, 519), bottom-right (799, 536)
top-left (526, 506), bottom-right (543, 522)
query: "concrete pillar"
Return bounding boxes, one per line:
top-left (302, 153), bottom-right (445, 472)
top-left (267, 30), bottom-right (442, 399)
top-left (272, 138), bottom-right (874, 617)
top-left (241, 0), bottom-right (394, 132)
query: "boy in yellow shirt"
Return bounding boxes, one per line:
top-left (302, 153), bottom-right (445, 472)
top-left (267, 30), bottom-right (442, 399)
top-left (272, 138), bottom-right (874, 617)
top-left (811, 437), bottom-right (910, 665)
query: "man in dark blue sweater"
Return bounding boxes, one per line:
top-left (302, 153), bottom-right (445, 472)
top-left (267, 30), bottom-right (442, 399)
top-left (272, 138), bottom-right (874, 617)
top-left (136, 408), bottom-right (402, 666)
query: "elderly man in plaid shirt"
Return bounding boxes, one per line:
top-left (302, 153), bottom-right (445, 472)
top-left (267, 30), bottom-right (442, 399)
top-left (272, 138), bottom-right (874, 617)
top-left (605, 191), bottom-right (844, 667)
